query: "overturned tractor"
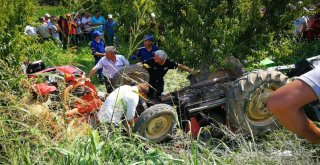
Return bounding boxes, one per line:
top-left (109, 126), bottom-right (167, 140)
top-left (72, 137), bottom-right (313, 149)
top-left (114, 56), bottom-right (320, 142)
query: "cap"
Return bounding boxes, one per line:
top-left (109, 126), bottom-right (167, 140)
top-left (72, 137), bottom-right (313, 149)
top-left (91, 30), bottom-right (102, 38)
top-left (108, 14), bottom-right (113, 19)
top-left (151, 13), bottom-right (156, 18)
top-left (105, 46), bottom-right (118, 54)
top-left (143, 34), bottom-right (154, 41)
top-left (45, 13), bottom-right (50, 17)
top-left (154, 50), bottom-right (167, 60)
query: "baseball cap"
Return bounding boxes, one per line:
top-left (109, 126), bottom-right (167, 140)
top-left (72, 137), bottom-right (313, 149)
top-left (108, 14), bottom-right (113, 19)
top-left (45, 13), bottom-right (50, 17)
top-left (143, 34), bottom-right (154, 41)
top-left (105, 46), bottom-right (118, 54)
top-left (92, 30), bottom-right (102, 38)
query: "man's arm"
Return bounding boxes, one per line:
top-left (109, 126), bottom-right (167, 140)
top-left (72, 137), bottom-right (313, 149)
top-left (124, 93), bottom-right (140, 128)
top-left (267, 80), bottom-right (320, 144)
top-left (86, 66), bottom-right (98, 79)
top-left (178, 63), bottom-right (192, 73)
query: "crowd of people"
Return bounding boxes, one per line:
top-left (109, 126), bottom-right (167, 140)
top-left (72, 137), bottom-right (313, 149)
top-left (24, 11), bottom-right (118, 47)
top-left (294, 13), bottom-right (320, 40)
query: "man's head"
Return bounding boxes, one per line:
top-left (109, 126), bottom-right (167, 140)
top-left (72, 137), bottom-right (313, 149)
top-left (105, 46), bottom-right (117, 61)
top-left (143, 34), bottom-right (154, 48)
top-left (154, 50), bottom-right (167, 64)
top-left (137, 82), bottom-right (149, 98)
top-left (52, 15), bottom-right (59, 22)
top-left (66, 13), bottom-right (71, 20)
top-left (95, 11), bottom-right (101, 17)
top-left (39, 17), bottom-right (45, 23)
top-left (92, 30), bottom-right (102, 40)
top-left (84, 12), bottom-right (90, 18)
top-left (44, 13), bottom-right (50, 20)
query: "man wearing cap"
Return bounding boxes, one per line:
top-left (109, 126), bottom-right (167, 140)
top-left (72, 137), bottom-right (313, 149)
top-left (130, 34), bottom-right (159, 62)
top-left (91, 11), bottom-right (105, 34)
top-left (105, 14), bottom-right (118, 45)
top-left (86, 46), bottom-right (129, 93)
top-left (90, 30), bottom-right (106, 83)
top-left (97, 82), bottom-right (149, 129)
top-left (142, 50), bottom-right (195, 99)
top-left (44, 13), bottom-right (51, 23)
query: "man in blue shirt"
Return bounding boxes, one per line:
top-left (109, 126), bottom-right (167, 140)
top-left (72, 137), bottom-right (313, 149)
top-left (130, 34), bottom-right (159, 62)
top-left (90, 30), bottom-right (105, 83)
top-left (105, 14), bottom-right (118, 45)
top-left (91, 11), bottom-right (105, 33)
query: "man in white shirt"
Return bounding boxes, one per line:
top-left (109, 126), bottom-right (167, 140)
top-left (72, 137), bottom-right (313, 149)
top-left (86, 46), bottom-right (129, 92)
top-left (97, 83), bottom-right (149, 128)
top-left (81, 12), bottom-right (92, 40)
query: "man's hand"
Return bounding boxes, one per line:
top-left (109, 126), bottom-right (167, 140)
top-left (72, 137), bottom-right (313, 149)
top-left (129, 54), bottom-right (137, 60)
top-left (85, 77), bottom-right (91, 83)
top-left (142, 63), bottom-right (151, 69)
top-left (190, 69), bottom-right (200, 75)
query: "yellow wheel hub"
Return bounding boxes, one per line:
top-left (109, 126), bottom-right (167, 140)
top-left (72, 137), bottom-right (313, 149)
top-left (146, 115), bottom-right (172, 139)
top-left (247, 86), bottom-right (276, 122)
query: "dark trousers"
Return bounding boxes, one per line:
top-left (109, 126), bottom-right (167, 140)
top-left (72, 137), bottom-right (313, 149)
top-left (94, 57), bottom-right (103, 79)
top-left (104, 76), bottom-right (113, 93)
top-left (148, 81), bottom-right (164, 100)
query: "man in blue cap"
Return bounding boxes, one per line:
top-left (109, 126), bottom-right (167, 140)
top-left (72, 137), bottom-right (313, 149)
top-left (130, 34), bottom-right (159, 62)
top-left (90, 30), bottom-right (106, 83)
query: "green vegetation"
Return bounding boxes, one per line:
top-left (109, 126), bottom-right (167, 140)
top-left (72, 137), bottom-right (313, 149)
top-left (1, 0), bottom-right (320, 164)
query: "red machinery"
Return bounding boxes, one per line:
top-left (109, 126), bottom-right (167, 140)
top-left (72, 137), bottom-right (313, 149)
top-left (25, 61), bottom-right (102, 120)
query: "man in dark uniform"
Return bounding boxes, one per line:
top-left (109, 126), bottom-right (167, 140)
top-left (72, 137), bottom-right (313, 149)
top-left (142, 50), bottom-right (196, 99)
top-left (130, 34), bottom-right (159, 62)
top-left (90, 30), bottom-right (105, 83)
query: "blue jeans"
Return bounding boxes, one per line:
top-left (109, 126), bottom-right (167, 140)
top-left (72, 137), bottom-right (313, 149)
top-left (94, 56), bottom-right (103, 79)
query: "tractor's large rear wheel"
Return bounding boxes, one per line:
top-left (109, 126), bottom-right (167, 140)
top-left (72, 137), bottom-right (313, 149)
top-left (226, 70), bottom-right (288, 134)
top-left (133, 104), bottom-right (177, 143)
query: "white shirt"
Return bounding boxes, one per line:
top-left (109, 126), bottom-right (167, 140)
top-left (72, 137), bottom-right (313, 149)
top-left (38, 23), bottom-right (51, 38)
top-left (81, 17), bottom-right (92, 32)
top-left (95, 55), bottom-right (129, 78)
top-left (98, 85), bottom-right (139, 124)
top-left (24, 25), bottom-right (38, 36)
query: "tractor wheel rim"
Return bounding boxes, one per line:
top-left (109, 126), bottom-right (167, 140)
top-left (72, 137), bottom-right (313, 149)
top-left (246, 86), bottom-right (276, 122)
top-left (146, 115), bottom-right (172, 140)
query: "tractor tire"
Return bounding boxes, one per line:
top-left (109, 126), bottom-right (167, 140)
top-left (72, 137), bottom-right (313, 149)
top-left (133, 104), bottom-right (177, 143)
top-left (226, 70), bottom-right (288, 135)
top-left (112, 64), bottom-right (149, 87)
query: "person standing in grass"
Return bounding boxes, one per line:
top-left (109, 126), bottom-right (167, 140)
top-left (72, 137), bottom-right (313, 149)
top-left (81, 12), bottom-right (92, 40)
top-left (130, 34), bottom-right (159, 62)
top-left (89, 30), bottom-right (106, 83)
top-left (86, 46), bottom-right (129, 93)
top-left (66, 13), bottom-right (78, 46)
top-left (97, 83), bottom-right (149, 129)
top-left (267, 66), bottom-right (320, 144)
top-left (142, 50), bottom-right (197, 99)
top-left (91, 11), bottom-right (105, 34)
top-left (105, 14), bottom-right (118, 46)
